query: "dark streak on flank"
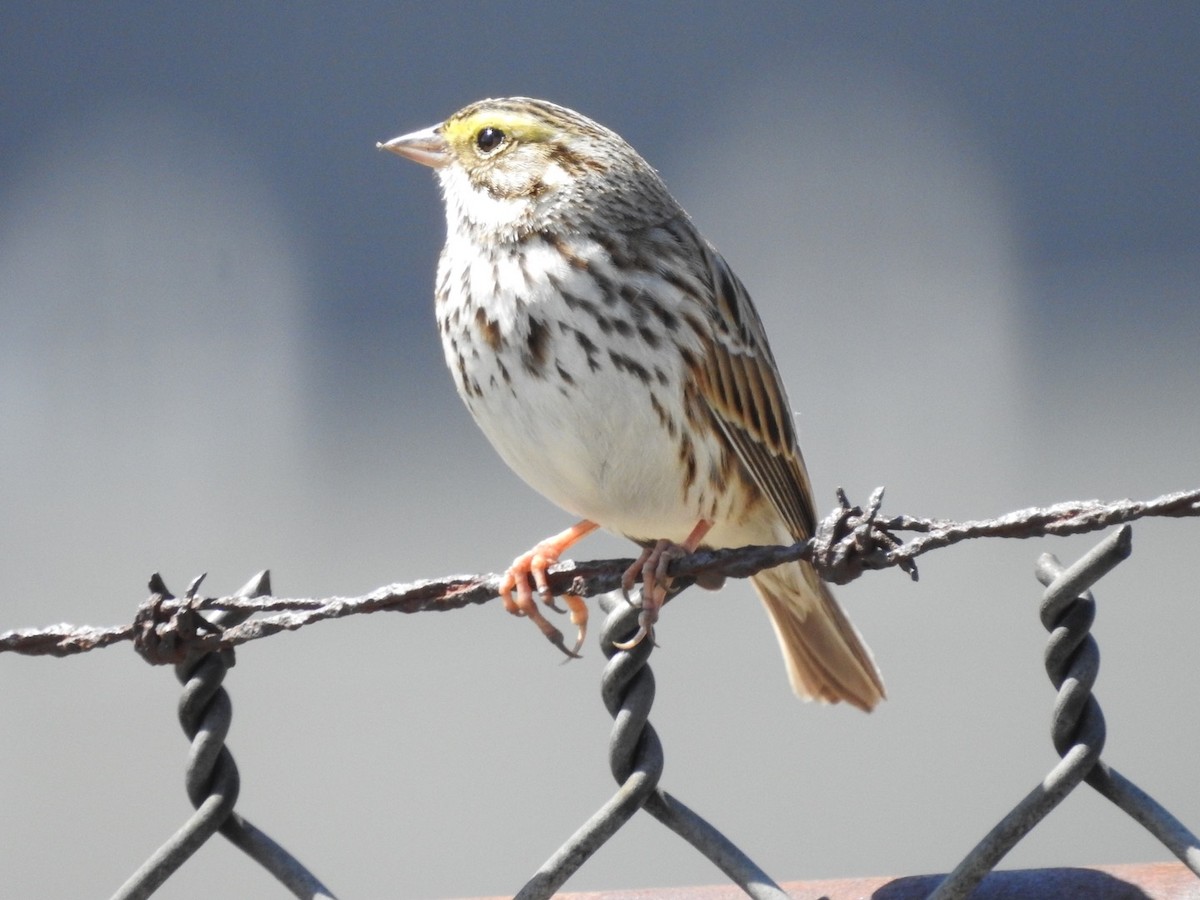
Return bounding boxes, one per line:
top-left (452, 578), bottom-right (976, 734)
top-left (661, 266), bottom-right (699, 300)
top-left (649, 392), bottom-right (677, 439)
top-left (559, 284), bottom-right (601, 319)
top-left (618, 282), bottom-right (644, 307)
top-left (569, 328), bottom-right (602, 372)
top-left (523, 317), bottom-right (550, 375)
top-left (474, 307), bottom-right (503, 351)
top-left (651, 303), bottom-right (678, 331)
top-left (680, 311), bottom-right (707, 343)
top-left (678, 432), bottom-right (697, 493)
top-left (455, 354), bottom-right (471, 393)
top-left (608, 350), bottom-right (652, 384)
top-left (594, 230), bottom-right (638, 269)
top-left (590, 266), bottom-right (621, 306)
top-left (681, 377), bottom-right (708, 430)
top-left (638, 325), bottom-right (660, 348)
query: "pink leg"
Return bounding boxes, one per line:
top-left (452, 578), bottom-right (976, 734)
top-left (614, 519), bottom-right (713, 650)
top-left (500, 520), bottom-right (598, 658)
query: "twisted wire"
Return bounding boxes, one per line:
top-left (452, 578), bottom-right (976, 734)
top-left (516, 589), bottom-right (787, 900)
top-left (112, 572), bottom-right (336, 900)
top-left (929, 528), bottom-right (1129, 899)
top-left (1039, 537), bottom-right (1200, 879)
top-left (90, 527), bottom-right (1200, 897)
top-left (931, 526), bottom-right (1200, 898)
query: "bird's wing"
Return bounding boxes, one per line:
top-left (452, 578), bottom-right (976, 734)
top-left (689, 242), bottom-right (819, 540)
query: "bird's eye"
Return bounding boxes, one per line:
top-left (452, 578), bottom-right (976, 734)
top-left (475, 126), bottom-right (506, 154)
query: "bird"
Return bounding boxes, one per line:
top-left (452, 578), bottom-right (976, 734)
top-left (379, 97), bottom-right (884, 710)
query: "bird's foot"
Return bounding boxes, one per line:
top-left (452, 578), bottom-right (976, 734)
top-left (614, 519), bottom-right (713, 651)
top-left (500, 520), bottom-right (598, 659)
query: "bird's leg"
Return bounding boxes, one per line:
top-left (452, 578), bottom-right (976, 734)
top-left (500, 520), bottom-right (598, 659)
top-left (615, 519), bottom-right (713, 650)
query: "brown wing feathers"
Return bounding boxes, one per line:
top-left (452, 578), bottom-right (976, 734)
top-left (692, 247), bottom-right (818, 540)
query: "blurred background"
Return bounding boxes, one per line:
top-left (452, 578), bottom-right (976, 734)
top-left (2, 3), bottom-right (1198, 897)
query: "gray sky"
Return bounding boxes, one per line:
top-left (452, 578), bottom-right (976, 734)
top-left (2, 4), bottom-right (1198, 898)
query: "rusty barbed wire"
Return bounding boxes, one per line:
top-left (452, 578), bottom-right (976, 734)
top-left (1, 493), bottom-right (1197, 896)
top-left (111, 572), bottom-right (337, 900)
top-left (503, 525), bottom-right (1200, 896)
top-left (3, 487), bottom-right (1198, 661)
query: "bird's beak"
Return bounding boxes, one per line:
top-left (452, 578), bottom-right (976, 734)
top-left (377, 125), bottom-right (449, 168)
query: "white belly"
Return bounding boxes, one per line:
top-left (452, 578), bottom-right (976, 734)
top-left (475, 351), bottom-right (693, 540)
top-left (437, 237), bottom-right (733, 544)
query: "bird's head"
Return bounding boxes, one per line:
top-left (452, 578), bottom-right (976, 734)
top-left (380, 97), bottom-right (674, 243)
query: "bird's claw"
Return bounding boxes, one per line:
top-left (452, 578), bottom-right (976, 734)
top-left (560, 623), bottom-right (587, 664)
top-left (611, 610), bottom-right (657, 651)
top-left (530, 610), bottom-right (583, 660)
top-left (562, 593), bottom-right (588, 658)
top-left (500, 544), bottom-right (589, 661)
top-left (614, 538), bottom-right (683, 651)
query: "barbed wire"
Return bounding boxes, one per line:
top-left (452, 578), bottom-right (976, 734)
top-left (510, 523), bottom-right (1200, 900)
top-left (2, 487), bottom-right (1197, 663)
top-left (4, 489), bottom-right (1199, 897)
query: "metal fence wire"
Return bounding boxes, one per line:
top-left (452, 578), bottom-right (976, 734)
top-left (112, 572), bottom-right (336, 900)
top-left (72, 523), bottom-right (1196, 898)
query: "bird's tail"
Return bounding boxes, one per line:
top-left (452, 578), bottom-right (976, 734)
top-left (751, 561), bottom-right (885, 711)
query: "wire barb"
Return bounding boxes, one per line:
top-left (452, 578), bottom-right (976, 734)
top-left (111, 572), bottom-right (337, 900)
top-left (2, 494), bottom-right (1199, 896)
top-left (3, 487), bottom-right (1198, 659)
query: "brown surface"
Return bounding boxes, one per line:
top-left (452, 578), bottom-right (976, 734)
top-left (473, 862), bottom-right (1199, 899)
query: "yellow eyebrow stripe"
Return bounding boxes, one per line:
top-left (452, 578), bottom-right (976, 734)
top-left (443, 111), bottom-right (556, 149)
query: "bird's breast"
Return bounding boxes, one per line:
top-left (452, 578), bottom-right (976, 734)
top-left (434, 233), bottom-right (743, 542)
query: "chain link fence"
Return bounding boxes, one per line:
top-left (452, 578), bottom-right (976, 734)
top-left (4, 494), bottom-right (1200, 897)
